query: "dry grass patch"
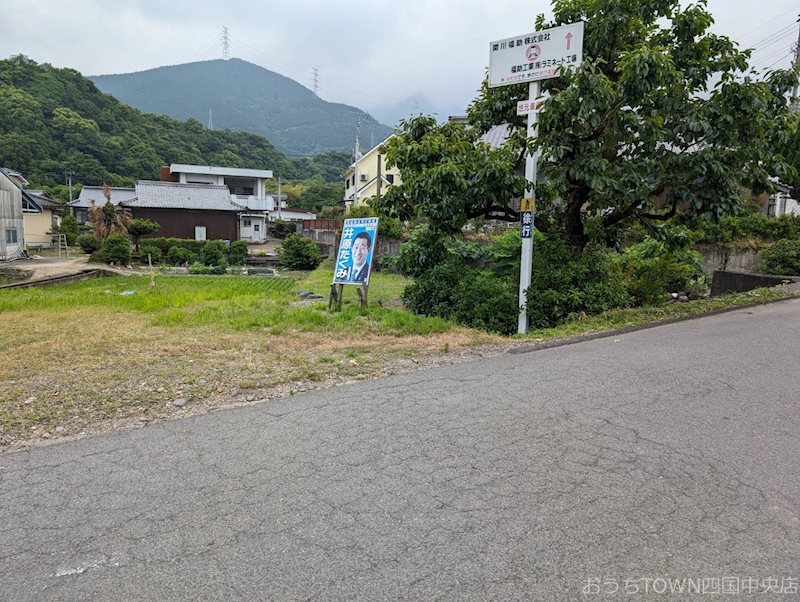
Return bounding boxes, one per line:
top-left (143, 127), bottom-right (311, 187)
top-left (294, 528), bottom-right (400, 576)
top-left (1, 276), bottom-right (501, 445)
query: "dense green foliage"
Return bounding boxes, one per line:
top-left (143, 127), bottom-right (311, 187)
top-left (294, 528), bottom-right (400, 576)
top-left (202, 240), bottom-right (228, 267)
top-left (76, 233), bottom-right (101, 254)
top-left (0, 55), bottom-right (350, 189)
top-left (56, 213), bottom-right (81, 245)
top-left (347, 205), bottom-right (404, 239)
top-left (614, 238), bottom-right (706, 305)
top-left (525, 233), bottom-right (631, 328)
top-left (759, 239), bottom-right (800, 275)
top-left (90, 58), bottom-right (392, 156)
top-left (166, 246), bottom-right (198, 266)
top-left (686, 213), bottom-right (800, 245)
top-left (138, 242), bottom-right (163, 264)
top-left (402, 259), bottom-right (519, 334)
top-left (277, 234), bottom-right (323, 270)
top-left (228, 240), bottom-right (249, 266)
top-left (94, 233), bottom-right (131, 265)
top-left (127, 219), bottom-right (160, 250)
top-left (378, 0), bottom-right (797, 256)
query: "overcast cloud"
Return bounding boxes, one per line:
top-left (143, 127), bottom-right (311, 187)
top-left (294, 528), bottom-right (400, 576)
top-left (1, 0), bottom-right (798, 118)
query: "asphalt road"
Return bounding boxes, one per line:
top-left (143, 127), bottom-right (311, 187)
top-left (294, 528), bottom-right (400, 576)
top-left (2, 301), bottom-right (799, 600)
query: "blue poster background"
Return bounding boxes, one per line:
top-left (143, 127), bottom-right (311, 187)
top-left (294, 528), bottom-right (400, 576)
top-left (332, 217), bottom-right (379, 285)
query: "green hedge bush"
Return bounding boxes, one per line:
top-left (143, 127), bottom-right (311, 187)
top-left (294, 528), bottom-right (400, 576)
top-left (166, 246), bottom-right (197, 266)
top-left (277, 233), bottom-right (323, 270)
top-left (92, 233), bottom-right (131, 265)
top-left (76, 234), bottom-right (101, 255)
top-left (759, 239), bottom-right (800, 275)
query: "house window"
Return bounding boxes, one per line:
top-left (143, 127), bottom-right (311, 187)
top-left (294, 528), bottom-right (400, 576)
top-left (5, 229), bottom-right (18, 244)
top-left (244, 219), bottom-right (252, 226)
top-left (386, 174), bottom-right (395, 184)
top-left (254, 224), bottom-right (260, 232)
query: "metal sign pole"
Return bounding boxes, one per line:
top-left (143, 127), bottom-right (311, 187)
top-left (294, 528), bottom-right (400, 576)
top-left (518, 80), bottom-right (540, 334)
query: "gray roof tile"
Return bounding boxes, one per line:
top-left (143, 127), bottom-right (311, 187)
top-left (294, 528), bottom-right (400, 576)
top-left (125, 181), bottom-right (243, 211)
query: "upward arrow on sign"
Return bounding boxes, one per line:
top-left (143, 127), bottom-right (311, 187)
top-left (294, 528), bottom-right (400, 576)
top-left (565, 31), bottom-right (573, 50)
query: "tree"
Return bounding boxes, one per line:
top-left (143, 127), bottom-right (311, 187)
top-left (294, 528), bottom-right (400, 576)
top-left (88, 184), bottom-right (131, 239)
top-left (378, 0), bottom-right (798, 256)
top-left (127, 219), bottom-right (160, 251)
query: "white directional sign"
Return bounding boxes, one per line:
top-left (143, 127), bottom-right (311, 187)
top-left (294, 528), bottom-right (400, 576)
top-left (489, 21), bottom-right (585, 88)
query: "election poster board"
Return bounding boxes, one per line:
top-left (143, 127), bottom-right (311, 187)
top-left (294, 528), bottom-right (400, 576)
top-left (332, 217), bottom-right (379, 286)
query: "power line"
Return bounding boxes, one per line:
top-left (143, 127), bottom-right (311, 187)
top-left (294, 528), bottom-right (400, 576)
top-left (737, 5), bottom-right (800, 44)
top-left (764, 50), bottom-right (795, 71)
top-left (750, 26), bottom-right (797, 53)
top-left (750, 23), bottom-right (794, 48)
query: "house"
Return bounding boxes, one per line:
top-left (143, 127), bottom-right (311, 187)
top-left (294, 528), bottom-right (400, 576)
top-left (68, 186), bottom-right (137, 224)
top-left (760, 181), bottom-right (799, 217)
top-left (121, 181), bottom-right (244, 241)
top-left (164, 164), bottom-right (289, 241)
top-left (344, 137), bottom-right (401, 212)
top-left (0, 168), bottom-right (41, 260)
top-left (23, 191), bottom-right (64, 248)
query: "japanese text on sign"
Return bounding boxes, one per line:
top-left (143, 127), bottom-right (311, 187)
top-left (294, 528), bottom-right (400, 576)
top-left (333, 217), bottom-right (379, 286)
top-left (489, 21), bottom-right (584, 88)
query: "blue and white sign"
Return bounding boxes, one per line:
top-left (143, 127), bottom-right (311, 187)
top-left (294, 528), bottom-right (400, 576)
top-left (333, 217), bottom-right (379, 285)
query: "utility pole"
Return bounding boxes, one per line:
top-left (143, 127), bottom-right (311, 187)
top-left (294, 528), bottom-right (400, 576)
top-left (208, 108), bottom-right (214, 130)
top-left (64, 169), bottom-right (74, 202)
top-left (221, 26), bottom-right (231, 60)
top-left (312, 68), bottom-right (320, 96)
top-left (277, 176), bottom-right (282, 221)
top-left (353, 118), bottom-right (361, 208)
top-left (793, 16), bottom-right (800, 112)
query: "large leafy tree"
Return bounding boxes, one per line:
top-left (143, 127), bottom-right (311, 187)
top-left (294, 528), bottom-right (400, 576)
top-left (379, 0), bottom-right (797, 255)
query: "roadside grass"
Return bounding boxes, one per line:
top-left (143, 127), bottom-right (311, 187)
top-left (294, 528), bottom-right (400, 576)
top-left (0, 271), bottom-right (496, 443)
top-left (524, 287), bottom-right (799, 340)
top-left (2, 265), bottom-right (797, 446)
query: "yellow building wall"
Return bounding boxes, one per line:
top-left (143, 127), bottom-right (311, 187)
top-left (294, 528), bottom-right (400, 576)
top-left (23, 210), bottom-right (55, 247)
top-left (344, 145), bottom-right (401, 210)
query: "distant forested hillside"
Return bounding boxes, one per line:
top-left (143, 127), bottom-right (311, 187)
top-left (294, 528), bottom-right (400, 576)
top-left (0, 55), bottom-right (351, 192)
top-left (91, 58), bottom-right (392, 156)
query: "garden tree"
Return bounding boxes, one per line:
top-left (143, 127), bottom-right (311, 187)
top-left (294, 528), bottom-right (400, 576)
top-left (127, 219), bottom-right (161, 251)
top-left (88, 184), bottom-right (131, 239)
top-left (377, 0), bottom-right (798, 256)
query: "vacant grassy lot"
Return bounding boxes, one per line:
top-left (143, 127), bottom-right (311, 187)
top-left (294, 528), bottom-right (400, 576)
top-left (0, 268), bottom-right (500, 444)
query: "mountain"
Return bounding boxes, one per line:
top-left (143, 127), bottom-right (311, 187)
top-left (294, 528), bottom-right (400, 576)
top-left (369, 95), bottom-right (467, 129)
top-left (90, 59), bottom-right (393, 156)
top-left (0, 55), bottom-right (351, 191)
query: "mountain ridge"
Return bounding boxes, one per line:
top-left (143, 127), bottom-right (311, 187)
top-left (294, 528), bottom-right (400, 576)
top-left (90, 59), bottom-right (393, 156)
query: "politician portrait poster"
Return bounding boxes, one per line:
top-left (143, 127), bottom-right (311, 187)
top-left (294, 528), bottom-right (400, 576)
top-left (333, 218), bottom-right (379, 285)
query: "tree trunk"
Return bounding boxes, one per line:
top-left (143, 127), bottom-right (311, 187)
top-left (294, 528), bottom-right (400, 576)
top-left (565, 195), bottom-right (587, 257)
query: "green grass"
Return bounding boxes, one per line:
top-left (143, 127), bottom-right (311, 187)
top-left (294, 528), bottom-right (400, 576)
top-left (290, 258), bottom-right (412, 308)
top-left (523, 287), bottom-right (799, 340)
top-left (0, 271), bottom-right (454, 337)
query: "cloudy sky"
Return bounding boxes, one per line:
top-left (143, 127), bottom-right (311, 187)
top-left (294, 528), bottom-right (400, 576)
top-left (1, 0), bottom-right (798, 118)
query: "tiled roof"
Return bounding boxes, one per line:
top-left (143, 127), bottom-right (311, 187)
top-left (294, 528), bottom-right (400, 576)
top-left (27, 192), bottom-right (63, 210)
top-left (480, 124), bottom-right (513, 149)
top-left (125, 181), bottom-right (244, 211)
top-left (70, 186), bottom-right (136, 208)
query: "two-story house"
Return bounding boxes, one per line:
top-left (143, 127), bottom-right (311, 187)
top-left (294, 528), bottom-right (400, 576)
top-left (343, 138), bottom-right (401, 213)
top-left (165, 164), bottom-right (290, 242)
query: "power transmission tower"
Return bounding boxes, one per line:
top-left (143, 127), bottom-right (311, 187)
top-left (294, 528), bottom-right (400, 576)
top-left (312, 68), bottom-right (320, 96)
top-left (221, 26), bottom-right (231, 60)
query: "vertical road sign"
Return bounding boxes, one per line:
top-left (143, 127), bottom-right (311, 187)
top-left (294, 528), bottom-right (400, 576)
top-left (488, 22), bottom-right (584, 333)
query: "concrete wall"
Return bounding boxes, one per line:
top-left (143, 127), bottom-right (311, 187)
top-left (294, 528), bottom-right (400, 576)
top-left (711, 270), bottom-right (799, 296)
top-left (698, 245), bottom-right (761, 274)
